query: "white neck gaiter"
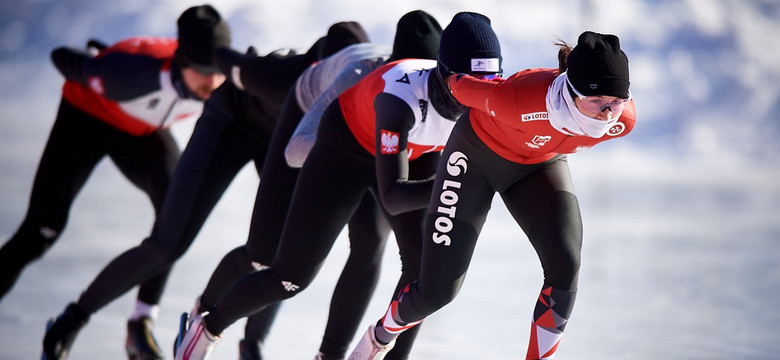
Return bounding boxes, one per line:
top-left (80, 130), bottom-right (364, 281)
top-left (545, 72), bottom-right (619, 138)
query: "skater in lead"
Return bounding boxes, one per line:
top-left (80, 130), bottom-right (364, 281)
top-left (346, 30), bottom-right (636, 360)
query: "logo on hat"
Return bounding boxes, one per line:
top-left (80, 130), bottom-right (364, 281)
top-left (470, 58), bottom-right (500, 73)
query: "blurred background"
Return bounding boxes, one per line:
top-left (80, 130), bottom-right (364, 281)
top-left (1, 0), bottom-right (778, 359)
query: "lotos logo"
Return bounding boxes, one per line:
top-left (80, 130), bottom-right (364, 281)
top-left (521, 112), bottom-right (548, 122)
top-left (446, 151), bottom-right (468, 176)
top-left (380, 129), bottom-right (400, 154)
top-left (433, 151), bottom-right (469, 246)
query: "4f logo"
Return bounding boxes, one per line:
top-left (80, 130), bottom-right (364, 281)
top-left (432, 151), bottom-right (468, 246)
top-left (381, 130), bottom-right (399, 154)
top-left (525, 135), bottom-right (552, 149)
top-left (281, 281), bottom-right (299, 292)
top-left (39, 226), bottom-right (58, 240)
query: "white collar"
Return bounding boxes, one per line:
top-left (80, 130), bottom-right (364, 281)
top-left (545, 72), bottom-right (620, 138)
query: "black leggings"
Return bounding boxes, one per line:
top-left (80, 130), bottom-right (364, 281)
top-left (197, 88), bottom-right (391, 356)
top-left (203, 101), bottom-right (434, 359)
top-left (72, 83), bottom-right (272, 317)
top-left (0, 99), bottom-right (179, 300)
top-left (395, 116), bottom-right (583, 323)
top-left (198, 88), bottom-right (425, 358)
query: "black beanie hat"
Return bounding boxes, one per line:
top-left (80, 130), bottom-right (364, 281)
top-left (567, 31), bottom-right (630, 98)
top-left (175, 4), bottom-right (231, 74)
top-left (321, 21), bottom-right (370, 59)
top-left (438, 12), bottom-right (502, 74)
top-left (389, 10), bottom-right (442, 62)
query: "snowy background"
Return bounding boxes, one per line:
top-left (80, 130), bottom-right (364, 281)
top-left (1, 0), bottom-right (779, 359)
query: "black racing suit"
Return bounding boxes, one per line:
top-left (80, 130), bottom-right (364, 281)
top-left (68, 47), bottom-right (318, 348)
top-left (196, 84), bottom-right (395, 358)
top-left (199, 60), bottom-right (465, 360)
top-left (0, 37), bottom-right (199, 300)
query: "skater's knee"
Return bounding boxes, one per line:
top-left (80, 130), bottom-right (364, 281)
top-left (411, 285), bottom-right (458, 316)
top-left (422, 292), bottom-right (456, 314)
top-left (138, 235), bottom-right (182, 268)
top-left (347, 225), bottom-right (386, 256)
top-left (5, 223), bottom-right (62, 260)
top-left (224, 246), bottom-right (251, 265)
top-left (268, 269), bottom-right (312, 301)
top-left (542, 253), bottom-right (580, 290)
top-left (244, 241), bottom-right (273, 265)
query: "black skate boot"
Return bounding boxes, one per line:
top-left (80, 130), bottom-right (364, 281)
top-left (173, 312), bottom-right (189, 357)
top-left (125, 316), bottom-right (163, 360)
top-left (238, 338), bottom-right (263, 360)
top-left (42, 303), bottom-right (89, 360)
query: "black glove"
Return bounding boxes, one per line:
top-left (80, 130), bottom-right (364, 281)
top-left (213, 46), bottom-right (260, 90)
top-left (86, 39), bottom-right (108, 51)
top-left (245, 46), bottom-right (257, 57)
top-left (85, 39), bottom-right (107, 56)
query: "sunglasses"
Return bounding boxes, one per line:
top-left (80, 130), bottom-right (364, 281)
top-left (447, 70), bottom-right (501, 81)
top-left (471, 73), bottom-right (501, 80)
top-left (566, 76), bottom-right (630, 114)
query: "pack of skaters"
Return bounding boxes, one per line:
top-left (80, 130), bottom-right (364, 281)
top-left (173, 11), bottom-right (503, 360)
top-left (40, 14), bottom-right (370, 360)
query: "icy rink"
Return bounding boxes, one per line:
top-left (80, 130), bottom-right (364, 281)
top-left (2, 0), bottom-right (780, 359)
top-left (2, 99), bottom-right (779, 360)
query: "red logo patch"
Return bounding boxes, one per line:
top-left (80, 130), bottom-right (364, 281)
top-left (380, 129), bottom-right (400, 154)
top-left (607, 122), bottom-right (625, 136)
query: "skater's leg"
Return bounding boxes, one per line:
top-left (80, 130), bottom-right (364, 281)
top-left (0, 101), bottom-right (113, 300)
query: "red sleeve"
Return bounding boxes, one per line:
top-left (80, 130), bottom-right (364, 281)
top-left (449, 74), bottom-right (518, 121)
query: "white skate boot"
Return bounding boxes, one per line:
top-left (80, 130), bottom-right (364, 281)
top-left (346, 325), bottom-right (395, 360)
top-left (174, 313), bottom-right (221, 360)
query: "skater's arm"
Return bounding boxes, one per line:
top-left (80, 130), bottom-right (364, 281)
top-left (374, 93), bottom-right (434, 216)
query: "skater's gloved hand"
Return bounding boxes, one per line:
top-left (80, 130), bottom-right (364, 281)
top-left (214, 46), bottom-right (257, 90)
top-left (86, 38), bottom-right (108, 54)
top-left (245, 46), bottom-right (257, 57)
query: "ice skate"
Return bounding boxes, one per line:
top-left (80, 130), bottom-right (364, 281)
top-left (346, 325), bottom-right (395, 360)
top-left (238, 338), bottom-right (263, 360)
top-left (314, 351), bottom-right (342, 360)
top-left (174, 313), bottom-right (221, 360)
top-left (125, 316), bottom-right (163, 360)
top-left (42, 303), bottom-right (89, 360)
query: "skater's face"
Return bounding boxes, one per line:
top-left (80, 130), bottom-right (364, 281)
top-left (181, 67), bottom-right (226, 100)
top-left (572, 94), bottom-right (628, 121)
top-left (567, 76), bottom-right (630, 121)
